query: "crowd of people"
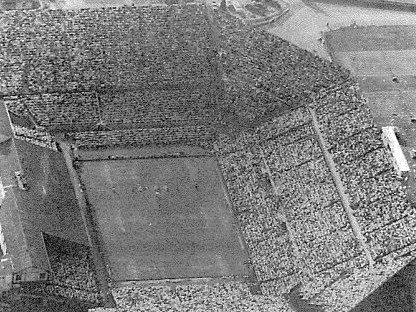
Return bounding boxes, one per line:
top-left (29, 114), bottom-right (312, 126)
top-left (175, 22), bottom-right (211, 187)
top-left (329, 127), bottom-right (384, 166)
top-left (69, 125), bottom-right (215, 150)
top-left (214, 10), bottom-right (350, 121)
top-left (263, 123), bottom-right (315, 147)
top-left (298, 227), bottom-right (361, 273)
top-left (0, 4), bottom-right (216, 145)
top-left (314, 86), bottom-right (416, 262)
top-left (262, 137), bottom-right (322, 173)
top-left (99, 89), bottom-right (212, 126)
top-left (211, 80), bottom-right (416, 305)
top-left (313, 82), bottom-right (367, 120)
top-left (12, 123), bottom-right (58, 150)
top-left (218, 149), bottom-right (272, 212)
top-left (44, 234), bottom-right (101, 304)
top-left (318, 106), bottom-right (374, 149)
top-left (217, 147), bottom-right (296, 283)
top-left (0, 3), bottom-right (414, 311)
top-left (109, 281), bottom-right (291, 312)
top-left (4, 87), bottom-right (214, 132)
top-left (0, 3), bottom-right (353, 148)
top-left (250, 234), bottom-right (297, 282)
top-left (213, 107), bottom-right (312, 156)
top-left (289, 201), bottom-right (348, 244)
top-left (4, 92), bottom-right (100, 128)
top-left (336, 147), bottom-right (392, 182)
top-left (215, 105), bottom-right (365, 291)
top-left (365, 215), bottom-right (416, 260)
top-left (213, 84), bottom-right (416, 305)
top-left (237, 210), bottom-right (287, 246)
top-left (345, 169), bottom-right (403, 207)
top-left (0, 4), bottom-right (212, 95)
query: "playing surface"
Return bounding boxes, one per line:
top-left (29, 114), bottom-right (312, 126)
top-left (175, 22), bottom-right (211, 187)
top-left (326, 25), bottom-right (416, 52)
top-left (79, 155), bottom-right (251, 281)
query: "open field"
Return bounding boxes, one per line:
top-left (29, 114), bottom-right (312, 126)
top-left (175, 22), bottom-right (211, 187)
top-left (79, 153), bottom-right (251, 282)
top-left (333, 50), bottom-right (416, 76)
top-left (357, 76), bottom-right (416, 92)
top-left (267, 1), bottom-right (416, 60)
top-left (326, 25), bottom-right (416, 52)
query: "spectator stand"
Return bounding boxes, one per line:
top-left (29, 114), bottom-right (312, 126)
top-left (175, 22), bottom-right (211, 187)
top-left (43, 233), bottom-right (103, 306)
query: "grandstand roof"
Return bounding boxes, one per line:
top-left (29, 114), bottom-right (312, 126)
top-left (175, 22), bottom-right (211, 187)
top-left (0, 101), bottom-right (29, 273)
top-left (0, 100), bottom-right (89, 273)
top-left (0, 3), bottom-right (415, 311)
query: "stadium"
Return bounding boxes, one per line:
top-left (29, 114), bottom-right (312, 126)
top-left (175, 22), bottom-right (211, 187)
top-left (0, 1), bottom-right (416, 312)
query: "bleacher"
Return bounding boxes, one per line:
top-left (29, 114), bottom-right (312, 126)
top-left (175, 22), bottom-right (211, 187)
top-left (0, 4), bottom-right (414, 312)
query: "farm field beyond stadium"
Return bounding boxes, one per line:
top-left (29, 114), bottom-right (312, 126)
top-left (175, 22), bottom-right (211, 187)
top-left (78, 153), bottom-right (251, 282)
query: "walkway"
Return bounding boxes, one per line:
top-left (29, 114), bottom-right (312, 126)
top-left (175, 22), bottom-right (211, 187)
top-left (308, 107), bottom-right (374, 268)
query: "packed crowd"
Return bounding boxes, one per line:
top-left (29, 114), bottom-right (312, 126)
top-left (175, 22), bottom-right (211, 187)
top-left (337, 147), bottom-right (392, 182)
top-left (109, 281), bottom-right (292, 312)
top-left (348, 261), bottom-right (414, 312)
top-left (0, 4), bottom-right (216, 143)
top-left (215, 105), bottom-right (363, 293)
top-left (279, 166), bottom-right (339, 212)
top-left (4, 88), bottom-right (214, 131)
top-left (44, 234), bottom-right (101, 304)
top-left (70, 125), bottom-right (215, 150)
top-left (307, 248), bottom-right (416, 312)
top-left (314, 85), bottom-right (416, 260)
top-left (345, 169), bottom-right (403, 207)
top-left (237, 210), bottom-right (287, 246)
top-left (313, 82), bottom-right (368, 122)
top-left (214, 9), bottom-right (350, 121)
top-left (262, 137), bottom-right (323, 173)
top-left (365, 214), bottom-right (416, 260)
top-left (218, 148), bottom-right (275, 213)
top-left (214, 83), bottom-right (416, 307)
top-left (217, 147), bottom-right (296, 283)
top-left (4, 92), bottom-right (100, 128)
top-left (213, 107), bottom-right (313, 156)
top-left (250, 234), bottom-right (297, 281)
top-left (318, 106), bottom-right (374, 148)
top-left (330, 127), bottom-right (384, 165)
top-left (288, 201), bottom-right (348, 243)
top-left (99, 88), bottom-right (212, 126)
top-left (12, 124), bottom-right (58, 151)
top-left (0, 3), bottom-right (414, 311)
top-left (0, 3), bottom-right (353, 151)
top-left (0, 5), bottom-right (212, 95)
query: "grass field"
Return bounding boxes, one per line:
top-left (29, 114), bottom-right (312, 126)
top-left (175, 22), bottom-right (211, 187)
top-left (326, 25), bottom-right (416, 52)
top-left (326, 26), bottom-right (416, 146)
top-left (333, 50), bottom-right (416, 76)
top-left (357, 76), bottom-right (416, 92)
top-left (79, 154), bottom-right (251, 282)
